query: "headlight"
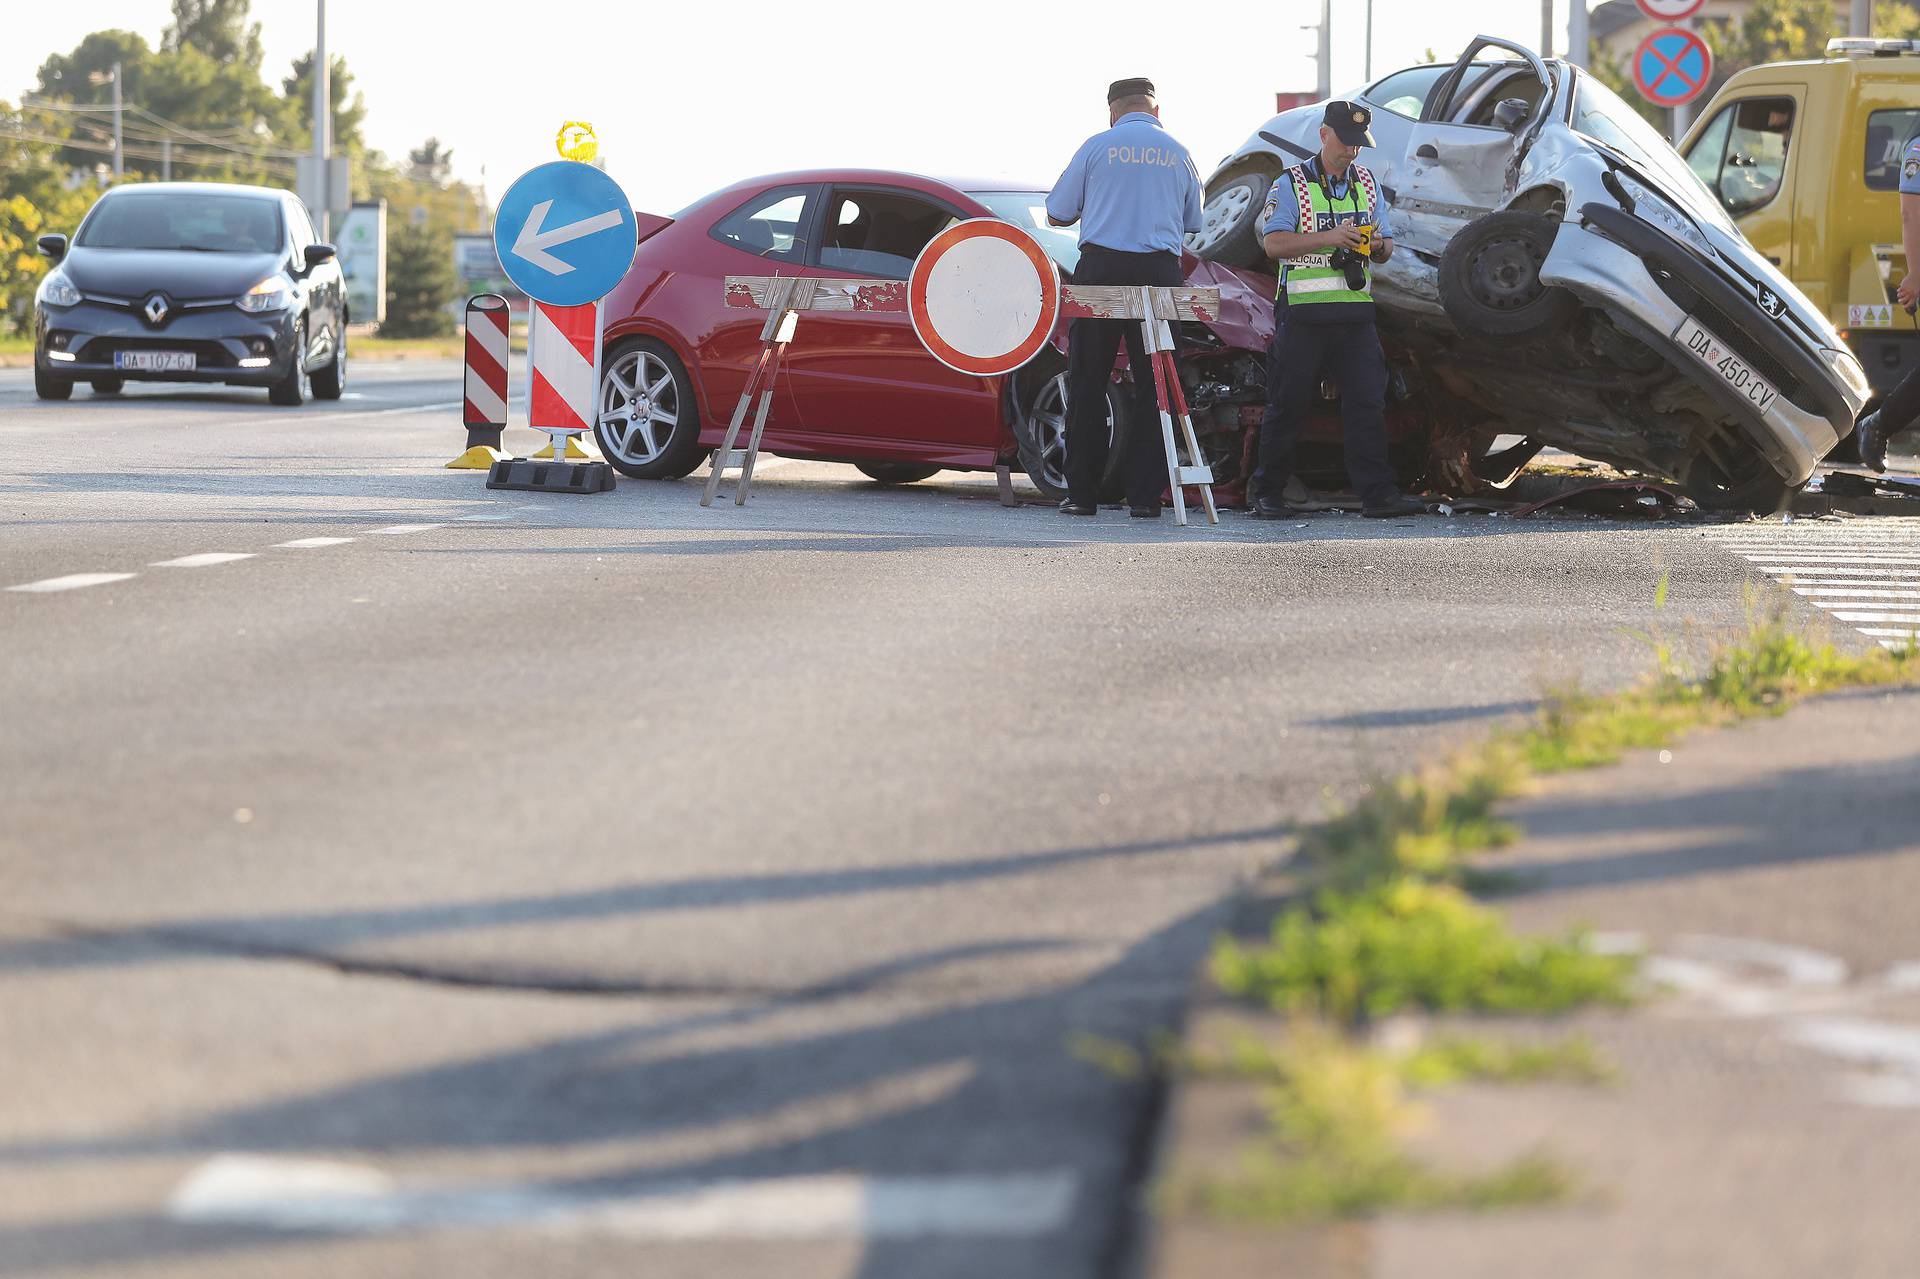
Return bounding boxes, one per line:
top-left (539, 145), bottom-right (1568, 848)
top-left (236, 276), bottom-right (292, 312)
top-left (1614, 173), bottom-right (1714, 257)
top-left (37, 271), bottom-right (80, 307)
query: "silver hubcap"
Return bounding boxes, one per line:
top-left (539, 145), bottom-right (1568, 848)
top-left (1028, 372), bottom-right (1116, 491)
top-left (1186, 181), bottom-right (1256, 253)
top-left (597, 349), bottom-right (680, 465)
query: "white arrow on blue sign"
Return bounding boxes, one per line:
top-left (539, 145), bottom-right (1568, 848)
top-left (492, 161), bottom-right (638, 306)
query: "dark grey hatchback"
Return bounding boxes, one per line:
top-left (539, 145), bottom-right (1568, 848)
top-left (32, 182), bottom-right (346, 406)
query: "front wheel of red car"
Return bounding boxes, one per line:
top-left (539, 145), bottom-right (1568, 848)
top-left (595, 338), bottom-right (705, 479)
top-left (1013, 359), bottom-right (1129, 503)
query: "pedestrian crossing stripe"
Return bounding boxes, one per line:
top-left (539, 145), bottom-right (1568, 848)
top-left (1705, 525), bottom-right (1920, 650)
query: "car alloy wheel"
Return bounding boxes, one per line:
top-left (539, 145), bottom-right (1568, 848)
top-left (1022, 369), bottom-right (1119, 498)
top-left (597, 346), bottom-right (681, 468)
top-left (1187, 182), bottom-right (1255, 256)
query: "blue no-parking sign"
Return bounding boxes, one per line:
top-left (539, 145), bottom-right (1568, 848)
top-left (492, 161), bottom-right (637, 306)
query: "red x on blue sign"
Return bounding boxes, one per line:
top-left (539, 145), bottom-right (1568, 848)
top-left (1633, 27), bottom-right (1713, 108)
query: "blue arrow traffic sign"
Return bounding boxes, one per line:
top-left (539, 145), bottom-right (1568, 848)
top-left (492, 161), bottom-right (637, 306)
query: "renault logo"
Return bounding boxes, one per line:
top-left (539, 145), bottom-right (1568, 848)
top-left (142, 293), bottom-right (170, 326)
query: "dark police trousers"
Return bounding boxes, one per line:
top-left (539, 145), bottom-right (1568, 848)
top-left (1869, 357), bottom-right (1920, 436)
top-left (1065, 244), bottom-right (1185, 505)
top-left (1253, 314), bottom-right (1397, 505)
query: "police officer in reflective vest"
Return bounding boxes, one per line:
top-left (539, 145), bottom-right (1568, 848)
top-left (1046, 77), bottom-right (1204, 518)
top-left (1250, 101), bottom-right (1424, 519)
top-left (1852, 133), bottom-right (1920, 470)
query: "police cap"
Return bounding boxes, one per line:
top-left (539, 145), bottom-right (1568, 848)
top-left (1322, 100), bottom-right (1376, 147)
top-left (1107, 77), bottom-right (1156, 103)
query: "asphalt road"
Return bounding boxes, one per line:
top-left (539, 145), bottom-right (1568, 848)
top-left (0, 360), bottom-right (1911, 1278)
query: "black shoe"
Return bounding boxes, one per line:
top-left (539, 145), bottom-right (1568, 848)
top-left (1362, 493), bottom-right (1426, 518)
top-left (1129, 499), bottom-right (1162, 519)
top-left (1247, 494), bottom-right (1300, 519)
top-left (1058, 498), bottom-right (1098, 516)
top-left (1856, 409), bottom-right (1889, 473)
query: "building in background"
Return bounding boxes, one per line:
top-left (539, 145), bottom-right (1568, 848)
top-left (334, 201), bottom-right (386, 325)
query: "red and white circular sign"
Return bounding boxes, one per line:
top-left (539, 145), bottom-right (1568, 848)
top-left (908, 219), bottom-right (1061, 376)
top-left (1635, 0), bottom-right (1705, 20)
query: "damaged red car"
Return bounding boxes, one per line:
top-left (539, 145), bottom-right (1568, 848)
top-left (595, 168), bottom-right (1429, 502)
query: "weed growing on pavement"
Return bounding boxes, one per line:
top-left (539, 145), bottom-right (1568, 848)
top-left (1398, 1032), bottom-right (1615, 1087)
top-left (1211, 879), bottom-right (1636, 1023)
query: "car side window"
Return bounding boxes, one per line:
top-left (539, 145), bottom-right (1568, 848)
top-left (1364, 65), bottom-right (1450, 119)
top-left (816, 189), bottom-right (959, 279)
top-left (286, 199), bottom-right (315, 261)
top-left (1864, 109), bottom-right (1920, 191)
top-left (710, 187), bottom-right (815, 262)
top-left (1693, 97), bottom-right (1794, 214)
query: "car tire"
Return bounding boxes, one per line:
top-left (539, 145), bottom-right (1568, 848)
top-left (594, 337), bottom-right (705, 479)
top-left (91, 377), bottom-right (124, 394)
top-left (1684, 443), bottom-right (1791, 513)
top-left (1437, 211), bottom-right (1577, 339)
top-left (1013, 355), bottom-right (1130, 503)
top-left (855, 462), bottom-right (941, 485)
top-left (268, 320), bottom-right (310, 406)
top-left (311, 324), bottom-right (346, 400)
top-left (34, 367), bottom-right (73, 401)
top-left (1188, 165), bottom-right (1275, 268)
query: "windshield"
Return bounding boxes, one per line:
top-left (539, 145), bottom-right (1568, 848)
top-left (967, 191), bottom-right (1080, 272)
top-left (1571, 75), bottom-right (1734, 231)
top-left (76, 192), bottom-right (285, 253)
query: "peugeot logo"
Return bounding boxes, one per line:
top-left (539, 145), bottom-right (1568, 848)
top-left (1758, 289), bottom-right (1786, 320)
top-left (142, 293), bottom-right (170, 326)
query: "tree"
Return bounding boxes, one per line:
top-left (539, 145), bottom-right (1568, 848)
top-left (407, 138), bottom-right (453, 186)
top-left (0, 100), bottom-right (103, 335)
top-left (163, 0), bottom-right (264, 70)
top-left (281, 51), bottom-right (366, 154)
top-left (382, 219), bottom-right (456, 338)
top-left (1705, 0), bottom-right (1920, 97)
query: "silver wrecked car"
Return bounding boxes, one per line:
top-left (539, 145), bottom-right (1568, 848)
top-left (1188, 35), bottom-right (1871, 510)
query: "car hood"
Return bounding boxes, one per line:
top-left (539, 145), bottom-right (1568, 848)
top-left (60, 248), bottom-right (286, 301)
top-left (1179, 253), bottom-right (1275, 350)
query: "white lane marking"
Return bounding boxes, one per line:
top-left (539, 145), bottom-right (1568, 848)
top-left (6, 572), bottom-right (137, 594)
top-left (1794, 588), bottom-right (1920, 599)
top-left (1715, 528), bottom-right (1920, 648)
top-left (151, 552), bottom-right (256, 568)
top-left (1676, 935), bottom-right (1849, 988)
top-left (168, 1156), bottom-right (1078, 1240)
top-left (1832, 611), bottom-right (1920, 624)
top-left (370, 524), bottom-right (445, 535)
top-left (1857, 627), bottom-right (1920, 639)
top-left (275, 537), bottom-right (355, 548)
top-left (454, 513), bottom-right (514, 522)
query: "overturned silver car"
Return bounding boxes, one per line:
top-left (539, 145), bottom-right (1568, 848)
top-left (1188, 35), bottom-right (1871, 510)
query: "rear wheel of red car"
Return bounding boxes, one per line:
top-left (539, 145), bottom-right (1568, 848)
top-left (1437, 211), bottom-right (1577, 339)
top-left (1014, 358), bottom-right (1129, 503)
top-left (1187, 165), bottom-right (1275, 269)
top-left (595, 338), bottom-right (705, 479)
top-left (855, 462), bottom-right (941, 485)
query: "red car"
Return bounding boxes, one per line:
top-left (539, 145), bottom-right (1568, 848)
top-left (594, 168), bottom-right (1304, 501)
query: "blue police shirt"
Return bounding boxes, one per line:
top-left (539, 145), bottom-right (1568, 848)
top-left (1046, 112), bottom-right (1204, 255)
top-left (1261, 159), bottom-right (1398, 240)
top-left (1900, 137), bottom-right (1920, 194)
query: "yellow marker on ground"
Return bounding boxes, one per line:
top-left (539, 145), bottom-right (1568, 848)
top-left (446, 445), bottom-right (506, 470)
top-left (531, 435), bottom-right (593, 460)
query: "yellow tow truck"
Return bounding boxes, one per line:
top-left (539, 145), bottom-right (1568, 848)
top-left (1680, 37), bottom-right (1920, 393)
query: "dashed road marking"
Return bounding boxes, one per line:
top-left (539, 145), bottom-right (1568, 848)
top-left (168, 1156), bottom-right (1079, 1240)
top-left (275, 537), bottom-right (355, 548)
top-left (6, 572), bottom-right (137, 594)
top-left (151, 552), bottom-right (257, 568)
top-left (1708, 525), bottom-right (1920, 649)
top-left (370, 524), bottom-right (445, 535)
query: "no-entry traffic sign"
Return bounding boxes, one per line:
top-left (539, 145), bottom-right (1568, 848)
top-left (1635, 0), bottom-right (1705, 20)
top-left (1633, 27), bottom-right (1714, 108)
top-left (492, 161), bottom-right (637, 307)
top-left (908, 220), bottom-right (1061, 376)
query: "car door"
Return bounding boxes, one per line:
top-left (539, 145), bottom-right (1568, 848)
top-left (693, 183), bottom-right (819, 450)
top-left (284, 198), bottom-right (335, 360)
top-left (1385, 41), bottom-right (1555, 259)
top-left (1683, 91), bottom-right (1803, 275)
top-left (783, 184), bottom-right (1002, 464)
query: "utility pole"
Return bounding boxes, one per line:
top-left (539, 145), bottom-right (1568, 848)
top-left (1541, 0), bottom-right (1554, 59)
top-left (313, 0), bottom-right (330, 239)
top-left (1365, 0), bottom-right (1374, 80)
top-left (1852, 0), bottom-right (1873, 35)
top-left (1569, 0), bottom-right (1590, 68)
top-left (1315, 0), bottom-right (1332, 97)
top-left (111, 62), bottom-right (123, 179)
top-left (161, 137), bottom-right (172, 181)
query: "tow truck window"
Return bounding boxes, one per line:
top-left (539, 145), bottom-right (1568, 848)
top-left (817, 189), bottom-right (958, 279)
top-left (1688, 97), bottom-right (1794, 214)
top-left (711, 187), bottom-right (813, 262)
top-left (1865, 109), bottom-right (1920, 190)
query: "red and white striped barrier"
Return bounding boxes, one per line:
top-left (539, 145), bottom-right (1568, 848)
top-left (530, 300), bottom-right (600, 445)
top-left (462, 294), bottom-right (510, 451)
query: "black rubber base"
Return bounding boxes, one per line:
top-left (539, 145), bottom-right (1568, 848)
top-left (485, 459), bottom-right (617, 494)
top-left (465, 425), bottom-right (505, 451)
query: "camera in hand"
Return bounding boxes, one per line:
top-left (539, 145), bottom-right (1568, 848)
top-left (1328, 248), bottom-right (1368, 292)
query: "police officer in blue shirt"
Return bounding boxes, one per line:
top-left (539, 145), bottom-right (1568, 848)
top-left (1852, 134), bottom-right (1920, 470)
top-left (1249, 101), bottom-right (1424, 518)
top-left (1046, 77), bottom-right (1204, 518)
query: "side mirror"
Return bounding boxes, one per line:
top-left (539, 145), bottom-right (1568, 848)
top-left (305, 243), bottom-right (337, 264)
top-left (1493, 98), bottom-right (1532, 134)
top-left (37, 234), bottom-right (68, 263)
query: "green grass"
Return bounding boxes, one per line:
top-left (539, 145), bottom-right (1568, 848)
top-left (1399, 1033), bottom-right (1615, 1087)
top-left (0, 334), bottom-right (33, 355)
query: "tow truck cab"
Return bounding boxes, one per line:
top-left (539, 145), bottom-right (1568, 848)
top-left (1680, 38), bottom-right (1920, 393)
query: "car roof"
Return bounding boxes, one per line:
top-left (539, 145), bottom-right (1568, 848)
top-left (696, 169), bottom-right (1053, 205)
top-left (98, 181), bottom-right (290, 200)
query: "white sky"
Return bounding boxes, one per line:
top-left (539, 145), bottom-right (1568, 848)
top-left (3, 0), bottom-right (1588, 214)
